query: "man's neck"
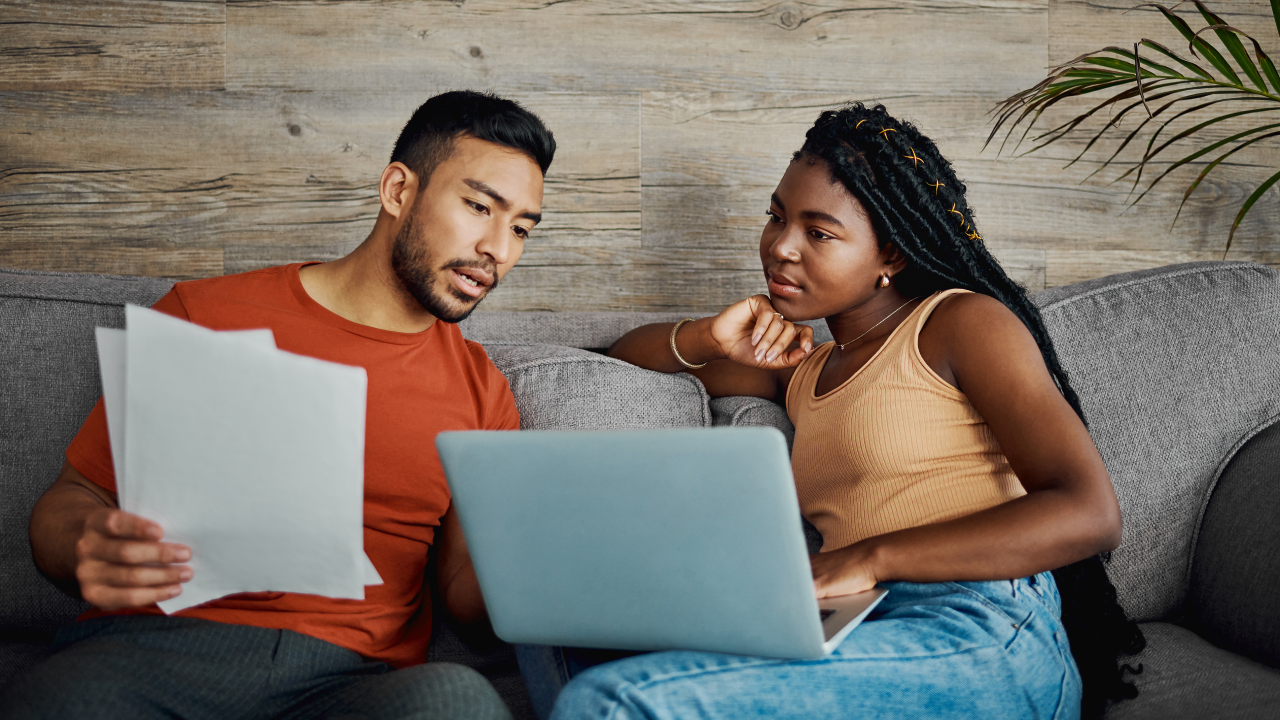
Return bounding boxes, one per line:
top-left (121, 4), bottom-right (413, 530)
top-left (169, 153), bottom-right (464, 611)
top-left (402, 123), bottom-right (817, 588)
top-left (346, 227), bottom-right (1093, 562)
top-left (298, 238), bottom-right (438, 334)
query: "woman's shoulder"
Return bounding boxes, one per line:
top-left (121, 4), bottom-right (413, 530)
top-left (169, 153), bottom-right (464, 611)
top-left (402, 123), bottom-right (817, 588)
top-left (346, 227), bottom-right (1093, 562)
top-left (924, 291), bottom-right (1025, 341)
top-left (917, 291), bottom-right (1040, 387)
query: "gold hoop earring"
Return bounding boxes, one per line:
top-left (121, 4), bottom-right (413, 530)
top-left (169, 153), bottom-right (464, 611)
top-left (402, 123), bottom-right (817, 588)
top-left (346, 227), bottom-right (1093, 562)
top-left (878, 274), bottom-right (891, 288)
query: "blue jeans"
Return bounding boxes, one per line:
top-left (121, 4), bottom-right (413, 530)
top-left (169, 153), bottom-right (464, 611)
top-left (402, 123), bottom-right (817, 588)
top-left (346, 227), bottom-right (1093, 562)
top-left (518, 572), bottom-right (1081, 720)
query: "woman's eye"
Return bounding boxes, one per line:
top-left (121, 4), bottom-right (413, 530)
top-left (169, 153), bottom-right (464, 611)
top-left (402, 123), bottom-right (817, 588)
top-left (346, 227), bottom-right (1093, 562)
top-left (765, 211), bottom-right (782, 223)
top-left (809, 229), bottom-right (833, 241)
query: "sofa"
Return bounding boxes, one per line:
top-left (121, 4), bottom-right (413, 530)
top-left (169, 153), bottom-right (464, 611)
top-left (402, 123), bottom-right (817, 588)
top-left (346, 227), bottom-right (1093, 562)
top-left (2, 260), bottom-right (1278, 719)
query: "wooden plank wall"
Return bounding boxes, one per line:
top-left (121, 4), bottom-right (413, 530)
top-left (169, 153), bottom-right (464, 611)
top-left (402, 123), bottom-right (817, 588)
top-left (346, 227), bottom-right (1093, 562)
top-left (2, 0), bottom-right (1276, 312)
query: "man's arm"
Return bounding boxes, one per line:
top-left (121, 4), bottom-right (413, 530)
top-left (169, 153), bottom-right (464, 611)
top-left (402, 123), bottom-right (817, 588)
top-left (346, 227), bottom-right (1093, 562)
top-left (29, 460), bottom-right (192, 610)
top-left (434, 504), bottom-right (486, 625)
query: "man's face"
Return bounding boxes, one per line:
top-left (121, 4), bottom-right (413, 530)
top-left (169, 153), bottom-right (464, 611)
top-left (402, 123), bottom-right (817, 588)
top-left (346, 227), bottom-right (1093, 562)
top-left (391, 135), bottom-right (544, 323)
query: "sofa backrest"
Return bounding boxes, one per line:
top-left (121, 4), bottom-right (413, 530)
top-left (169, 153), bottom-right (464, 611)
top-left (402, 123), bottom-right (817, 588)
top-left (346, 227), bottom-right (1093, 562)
top-left (0, 268), bottom-right (174, 637)
top-left (6, 261), bottom-right (1277, 633)
top-left (1031, 261), bottom-right (1280, 622)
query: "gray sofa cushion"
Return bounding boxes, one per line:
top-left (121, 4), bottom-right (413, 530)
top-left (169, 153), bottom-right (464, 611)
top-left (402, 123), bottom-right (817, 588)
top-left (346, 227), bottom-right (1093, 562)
top-left (1032, 262), bottom-right (1280, 622)
top-left (710, 396), bottom-right (795, 451)
top-left (1105, 622), bottom-right (1280, 719)
top-left (1185, 417), bottom-right (1280, 669)
top-left (0, 268), bottom-right (173, 636)
top-left (488, 344), bottom-right (711, 430)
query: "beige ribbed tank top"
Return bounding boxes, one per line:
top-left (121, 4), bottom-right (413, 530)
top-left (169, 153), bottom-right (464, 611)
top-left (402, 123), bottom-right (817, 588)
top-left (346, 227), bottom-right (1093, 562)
top-left (786, 289), bottom-right (1026, 552)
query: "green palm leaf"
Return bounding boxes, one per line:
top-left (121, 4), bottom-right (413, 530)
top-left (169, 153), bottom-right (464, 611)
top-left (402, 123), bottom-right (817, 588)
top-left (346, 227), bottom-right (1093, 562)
top-left (1192, 0), bottom-right (1268, 90)
top-left (1174, 130), bottom-right (1280, 229)
top-left (1080, 90), bottom-right (1253, 179)
top-left (1229, 168), bottom-right (1280, 254)
top-left (1139, 3), bottom-right (1242, 83)
top-left (989, 1), bottom-right (1280, 256)
top-left (1119, 104), bottom-right (1280, 196)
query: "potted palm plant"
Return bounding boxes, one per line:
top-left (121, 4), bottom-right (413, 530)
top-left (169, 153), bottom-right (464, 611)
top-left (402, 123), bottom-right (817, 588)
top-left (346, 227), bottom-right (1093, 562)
top-left (989, 1), bottom-right (1280, 255)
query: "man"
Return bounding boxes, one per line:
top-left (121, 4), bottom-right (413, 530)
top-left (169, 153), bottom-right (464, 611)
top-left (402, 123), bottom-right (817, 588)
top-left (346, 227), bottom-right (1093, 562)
top-left (1, 91), bottom-right (554, 720)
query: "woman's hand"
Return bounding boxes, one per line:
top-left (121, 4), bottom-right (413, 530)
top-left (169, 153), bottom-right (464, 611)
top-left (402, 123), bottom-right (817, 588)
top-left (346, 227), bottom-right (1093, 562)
top-left (709, 294), bottom-right (814, 370)
top-left (810, 541), bottom-right (882, 598)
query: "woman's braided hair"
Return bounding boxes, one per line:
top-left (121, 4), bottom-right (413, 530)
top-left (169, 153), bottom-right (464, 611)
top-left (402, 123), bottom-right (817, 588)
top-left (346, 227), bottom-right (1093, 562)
top-left (796, 103), bottom-right (1145, 718)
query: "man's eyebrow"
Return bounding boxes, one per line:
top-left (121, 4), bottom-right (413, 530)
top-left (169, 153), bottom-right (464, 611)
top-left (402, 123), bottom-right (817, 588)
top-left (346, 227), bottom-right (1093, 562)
top-left (463, 179), bottom-right (510, 210)
top-left (464, 178), bottom-right (541, 225)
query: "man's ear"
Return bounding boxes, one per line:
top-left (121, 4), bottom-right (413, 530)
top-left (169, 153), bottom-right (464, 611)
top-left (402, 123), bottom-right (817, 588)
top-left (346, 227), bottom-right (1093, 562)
top-left (379, 162), bottom-right (418, 220)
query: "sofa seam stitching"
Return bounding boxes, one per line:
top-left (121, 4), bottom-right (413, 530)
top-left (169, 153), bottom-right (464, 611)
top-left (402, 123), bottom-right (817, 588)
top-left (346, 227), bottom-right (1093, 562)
top-left (1036, 263), bottom-right (1265, 314)
top-left (0, 294), bottom-right (165, 309)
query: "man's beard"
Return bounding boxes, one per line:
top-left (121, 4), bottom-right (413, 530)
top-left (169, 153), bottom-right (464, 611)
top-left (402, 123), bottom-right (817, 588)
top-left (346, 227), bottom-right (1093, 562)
top-left (390, 211), bottom-right (498, 324)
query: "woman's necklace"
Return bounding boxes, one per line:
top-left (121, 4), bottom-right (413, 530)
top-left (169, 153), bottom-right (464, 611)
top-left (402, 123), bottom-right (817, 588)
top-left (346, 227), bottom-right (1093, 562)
top-left (835, 297), bottom-right (920, 351)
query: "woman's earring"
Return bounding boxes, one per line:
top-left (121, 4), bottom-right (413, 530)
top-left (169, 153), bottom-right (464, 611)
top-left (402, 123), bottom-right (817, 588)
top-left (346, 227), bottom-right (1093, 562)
top-left (878, 274), bottom-right (891, 288)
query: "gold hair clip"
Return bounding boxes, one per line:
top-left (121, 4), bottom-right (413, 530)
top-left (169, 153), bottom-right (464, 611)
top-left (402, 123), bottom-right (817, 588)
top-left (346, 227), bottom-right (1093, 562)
top-left (856, 119), bottom-right (868, 129)
top-left (928, 179), bottom-right (945, 195)
top-left (878, 127), bottom-right (897, 137)
top-left (904, 147), bottom-right (923, 167)
top-left (966, 229), bottom-right (983, 241)
top-left (947, 203), bottom-right (965, 224)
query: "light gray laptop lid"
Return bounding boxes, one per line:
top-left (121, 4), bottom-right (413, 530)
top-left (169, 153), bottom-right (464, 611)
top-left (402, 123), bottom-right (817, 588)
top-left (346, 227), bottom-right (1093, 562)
top-left (437, 426), bottom-right (833, 659)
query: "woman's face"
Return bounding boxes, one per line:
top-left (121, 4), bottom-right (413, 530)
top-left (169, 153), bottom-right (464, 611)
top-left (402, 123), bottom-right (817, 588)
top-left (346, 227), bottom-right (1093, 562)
top-left (759, 158), bottom-right (896, 322)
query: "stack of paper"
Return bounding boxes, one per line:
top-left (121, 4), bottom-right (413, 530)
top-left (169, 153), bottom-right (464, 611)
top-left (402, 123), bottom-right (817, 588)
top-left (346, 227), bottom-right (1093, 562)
top-left (96, 305), bottom-right (381, 614)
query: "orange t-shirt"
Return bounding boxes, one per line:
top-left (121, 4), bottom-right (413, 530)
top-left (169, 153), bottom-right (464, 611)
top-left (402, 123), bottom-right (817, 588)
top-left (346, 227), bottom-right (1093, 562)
top-left (65, 263), bottom-right (520, 668)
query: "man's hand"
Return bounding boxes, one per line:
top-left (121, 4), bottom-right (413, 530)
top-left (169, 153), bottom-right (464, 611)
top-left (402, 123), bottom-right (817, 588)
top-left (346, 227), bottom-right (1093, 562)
top-left (30, 461), bottom-right (193, 611)
top-left (75, 508), bottom-right (193, 611)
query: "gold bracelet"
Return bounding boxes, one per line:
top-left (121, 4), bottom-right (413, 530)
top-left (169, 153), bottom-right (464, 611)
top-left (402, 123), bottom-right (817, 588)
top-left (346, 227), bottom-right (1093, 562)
top-left (669, 318), bottom-right (707, 369)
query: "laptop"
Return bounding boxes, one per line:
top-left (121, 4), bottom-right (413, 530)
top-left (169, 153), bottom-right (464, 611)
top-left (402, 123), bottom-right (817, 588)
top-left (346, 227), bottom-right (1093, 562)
top-left (435, 426), bottom-right (887, 660)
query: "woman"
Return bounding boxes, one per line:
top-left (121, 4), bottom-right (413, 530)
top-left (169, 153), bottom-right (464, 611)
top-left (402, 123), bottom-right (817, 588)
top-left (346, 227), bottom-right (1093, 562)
top-left (535, 103), bottom-right (1144, 720)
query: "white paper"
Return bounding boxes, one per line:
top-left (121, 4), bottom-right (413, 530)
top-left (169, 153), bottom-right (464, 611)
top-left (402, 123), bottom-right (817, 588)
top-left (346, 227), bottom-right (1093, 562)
top-left (95, 328), bottom-right (128, 505)
top-left (97, 328), bottom-right (277, 507)
top-left (99, 305), bottom-right (382, 613)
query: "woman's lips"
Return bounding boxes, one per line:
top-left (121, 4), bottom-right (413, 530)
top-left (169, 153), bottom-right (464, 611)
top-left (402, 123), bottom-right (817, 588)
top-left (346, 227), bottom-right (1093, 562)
top-left (767, 273), bottom-right (803, 297)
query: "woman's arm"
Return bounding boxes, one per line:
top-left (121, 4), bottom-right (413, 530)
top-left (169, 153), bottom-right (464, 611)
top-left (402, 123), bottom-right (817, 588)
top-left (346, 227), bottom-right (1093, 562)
top-left (608, 295), bottom-right (816, 400)
top-left (811, 293), bottom-right (1121, 596)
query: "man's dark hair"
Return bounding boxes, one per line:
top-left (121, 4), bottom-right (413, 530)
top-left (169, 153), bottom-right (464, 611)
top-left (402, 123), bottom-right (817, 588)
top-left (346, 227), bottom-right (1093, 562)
top-left (794, 102), bottom-right (1147, 720)
top-left (390, 90), bottom-right (556, 185)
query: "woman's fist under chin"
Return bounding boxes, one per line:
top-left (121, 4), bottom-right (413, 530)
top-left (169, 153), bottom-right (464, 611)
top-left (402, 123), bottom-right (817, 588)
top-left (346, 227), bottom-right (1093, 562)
top-left (711, 295), bottom-right (816, 370)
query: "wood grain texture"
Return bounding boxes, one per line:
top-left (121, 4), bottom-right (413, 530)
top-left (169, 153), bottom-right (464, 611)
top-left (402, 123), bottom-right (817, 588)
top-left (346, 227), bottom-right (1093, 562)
top-left (1048, 0), bottom-right (1278, 66)
top-left (0, 1), bottom-right (225, 91)
top-left (0, 241), bottom-right (224, 278)
top-left (0, 90), bottom-right (639, 280)
top-left (226, 0), bottom-right (1048, 96)
top-left (639, 91), bottom-right (1278, 304)
top-left (1, 0), bottom-right (1276, 310)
